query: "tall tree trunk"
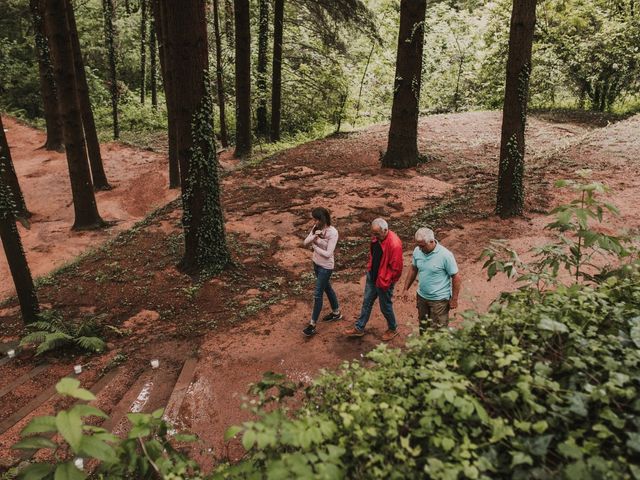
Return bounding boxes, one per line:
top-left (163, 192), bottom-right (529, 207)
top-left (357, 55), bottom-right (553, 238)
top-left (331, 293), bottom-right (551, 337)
top-left (140, 0), bottom-right (147, 104)
top-left (213, 0), bottom-right (229, 147)
top-left (224, 0), bottom-right (234, 49)
top-left (158, 0), bottom-right (230, 274)
top-left (234, 0), bottom-right (251, 158)
top-left (152, 0), bottom-right (180, 188)
top-left (44, 0), bottom-right (105, 230)
top-left (381, 0), bottom-right (427, 169)
top-left (355, 43), bottom-right (374, 123)
top-left (270, 0), bottom-right (284, 142)
top-left (0, 187), bottom-right (39, 324)
top-left (256, 0), bottom-right (269, 136)
top-left (30, 0), bottom-right (64, 152)
top-left (496, 0), bottom-right (537, 218)
top-left (102, 0), bottom-right (119, 139)
top-left (150, 10), bottom-right (158, 109)
top-left (66, 0), bottom-right (111, 190)
top-left (0, 116), bottom-right (30, 219)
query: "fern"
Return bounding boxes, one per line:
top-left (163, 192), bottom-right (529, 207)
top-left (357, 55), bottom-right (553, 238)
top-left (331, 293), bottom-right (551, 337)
top-left (75, 336), bottom-right (106, 353)
top-left (36, 332), bottom-right (73, 355)
top-left (28, 321), bottom-right (61, 333)
top-left (19, 331), bottom-right (48, 346)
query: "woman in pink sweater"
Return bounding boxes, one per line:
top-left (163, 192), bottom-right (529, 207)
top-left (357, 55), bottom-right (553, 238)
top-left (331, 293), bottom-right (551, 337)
top-left (302, 207), bottom-right (342, 336)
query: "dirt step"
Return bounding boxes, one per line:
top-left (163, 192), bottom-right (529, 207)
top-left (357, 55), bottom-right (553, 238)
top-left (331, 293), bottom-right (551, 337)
top-left (163, 357), bottom-right (198, 428)
top-left (0, 363), bottom-right (49, 399)
top-left (0, 342), bottom-right (19, 368)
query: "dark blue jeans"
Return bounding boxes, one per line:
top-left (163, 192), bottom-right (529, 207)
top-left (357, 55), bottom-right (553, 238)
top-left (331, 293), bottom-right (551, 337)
top-left (355, 272), bottom-right (397, 331)
top-left (312, 263), bottom-right (339, 323)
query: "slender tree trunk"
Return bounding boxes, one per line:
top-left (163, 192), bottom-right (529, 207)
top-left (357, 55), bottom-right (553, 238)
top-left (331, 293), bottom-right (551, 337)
top-left (140, 0), bottom-right (147, 104)
top-left (213, 0), bottom-right (229, 147)
top-left (382, 0), bottom-right (427, 169)
top-left (256, 0), bottom-right (269, 136)
top-left (153, 0), bottom-right (180, 188)
top-left (124, 0), bottom-right (130, 14)
top-left (224, 0), bottom-right (234, 49)
top-left (44, 0), bottom-right (104, 230)
top-left (158, 0), bottom-right (229, 274)
top-left (102, 0), bottom-right (119, 139)
top-left (0, 194), bottom-right (39, 324)
top-left (30, 0), bottom-right (64, 152)
top-left (0, 116), bottom-right (30, 219)
top-left (355, 43), bottom-right (374, 123)
top-left (150, 11), bottom-right (158, 109)
top-left (234, 0), bottom-right (251, 158)
top-left (496, 0), bottom-right (537, 218)
top-left (66, 0), bottom-right (111, 190)
top-left (270, 0), bottom-right (284, 142)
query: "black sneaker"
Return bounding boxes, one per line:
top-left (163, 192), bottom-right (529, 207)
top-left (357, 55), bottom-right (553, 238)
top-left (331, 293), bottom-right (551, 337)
top-left (321, 312), bottom-right (343, 322)
top-left (302, 324), bottom-right (317, 336)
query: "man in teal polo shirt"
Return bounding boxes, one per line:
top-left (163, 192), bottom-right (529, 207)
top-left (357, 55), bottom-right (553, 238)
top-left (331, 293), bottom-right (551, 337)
top-left (401, 227), bottom-right (461, 332)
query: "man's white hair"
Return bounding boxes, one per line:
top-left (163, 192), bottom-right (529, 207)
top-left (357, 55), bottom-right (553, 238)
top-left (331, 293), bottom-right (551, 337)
top-left (415, 227), bottom-right (435, 242)
top-left (371, 218), bottom-right (388, 231)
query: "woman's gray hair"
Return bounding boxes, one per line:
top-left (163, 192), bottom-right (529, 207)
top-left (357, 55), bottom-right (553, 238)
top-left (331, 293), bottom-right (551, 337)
top-left (415, 227), bottom-right (435, 242)
top-left (371, 218), bottom-right (388, 231)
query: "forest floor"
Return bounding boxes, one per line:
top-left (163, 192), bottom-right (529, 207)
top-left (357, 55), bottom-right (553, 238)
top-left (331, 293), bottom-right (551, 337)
top-left (1, 110), bottom-right (639, 471)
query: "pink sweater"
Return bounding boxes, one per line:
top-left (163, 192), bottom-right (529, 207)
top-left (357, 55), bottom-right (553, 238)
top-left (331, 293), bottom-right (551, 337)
top-left (304, 225), bottom-right (338, 270)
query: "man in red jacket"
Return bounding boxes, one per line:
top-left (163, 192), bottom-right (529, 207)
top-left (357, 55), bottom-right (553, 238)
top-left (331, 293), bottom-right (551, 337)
top-left (344, 217), bottom-right (403, 341)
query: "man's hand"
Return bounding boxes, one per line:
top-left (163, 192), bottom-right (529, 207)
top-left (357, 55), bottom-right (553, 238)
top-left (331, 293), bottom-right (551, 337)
top-left (449, 298), bottom-right (458, 309)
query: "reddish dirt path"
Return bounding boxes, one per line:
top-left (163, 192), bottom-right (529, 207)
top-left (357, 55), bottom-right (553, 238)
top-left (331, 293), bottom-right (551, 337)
top-left (0, 115), bottom-right (179, 298)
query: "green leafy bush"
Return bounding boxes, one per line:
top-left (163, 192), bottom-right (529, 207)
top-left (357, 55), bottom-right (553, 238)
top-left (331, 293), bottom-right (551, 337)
top-left (19, 310), bottom-right (106, 355)
top-left (215, 268), bottom-right (640, 479)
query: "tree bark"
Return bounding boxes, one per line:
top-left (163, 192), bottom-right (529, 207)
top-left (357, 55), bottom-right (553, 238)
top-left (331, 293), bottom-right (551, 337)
top-left (256, 0), bottom-right (269, 136)
top-left (158, 0), bottom-right (230, 274)
top-left (233, 0), bottom-right (251, 158)
top-left (496, 0), bottom-right (537, 218)
top-left (152, 0), bottom-right (180, 188)
top-left (0, 203), bottom-right (39, 324)
top-left (44, 0), bottom-right (105, 230)
top-left (212, 0), bottom-right (229, 147)
top-left (0, 115), bottom-right (30, 219)
top-left (382, 0), bottom-right (427, 169)
top-left (140, 0), bottom-right (147, 104)
top-left (150, 10), bottom-right (158, 108)
top-left (102, 0), bottom-right (119, 139)
top-left (30, 0), bottom-right (64, 152)
top-left (65, 0), bottom-right (111, 190)
top-left (224, 0), bottom-right (234, 49)
top-left (270, 0), bottom-right (284, 142)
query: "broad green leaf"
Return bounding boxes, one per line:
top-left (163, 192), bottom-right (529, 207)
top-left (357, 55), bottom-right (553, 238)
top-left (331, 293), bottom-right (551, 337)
top-left (54, 462), bottom-right (86, 480)
top-left (538, 317), bottom-right (568, 333)
top-left (56, 410), bottom-right (83, 452)
top-left (55, 378), bottom-right (95, 401)
top-left (224, 425), bottom-right (243, 441)
top-left (70, 404), bottom-right (108, 419)
top-left (12, 436), bottom-right (57, 450)
top-left (21, 416), bottom-right (58, 435)
top-left (79, 435), bottom-right (117, 464)
top-left (17, 463), bottom-right (54, 480)
top-left (242, 429), bottom-right (256, 450)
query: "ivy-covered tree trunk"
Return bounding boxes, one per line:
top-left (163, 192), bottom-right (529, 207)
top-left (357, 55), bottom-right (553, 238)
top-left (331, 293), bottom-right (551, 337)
top-left (270, 0), bottom-right (284, 142)
top-left (30, 0), bottom-right (64, 152)
top-left (234, 0), bottom-right (252, 158)
top-left (0, 115), bottom-right (30, 219)
top-left (213, 0), bottom-right (229, 147)
top-left (152, 0), bottom-right (180, 188)
top-left (256, 0), bottom-right (269, 137)
top-left (140, 0), bottom-right (147, 104)
top-left (150, 11), bottom-right (158, 109)
top-left (0, 182), bottom-right (39, 324)
top-left (381, 0), bottom-right (427, 169)
top-left (102, 0), bottom-right (119, 139)
top-left (65, 0), bottom-right (111, 191)
top-left (159, 0), bottom-right (229, 274)
top-left (44, 0), bottom-right (105, 230)
top-left (224, 0), bottom-right (234, 49)
top-left (496, 0), bottom-right (537, 218)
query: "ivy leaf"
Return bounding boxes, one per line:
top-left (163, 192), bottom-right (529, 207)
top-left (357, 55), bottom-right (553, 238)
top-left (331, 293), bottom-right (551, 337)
top-left (538, 317), bottom-right (568, 333)
top-left (626, 432), bottom-right (640, 453)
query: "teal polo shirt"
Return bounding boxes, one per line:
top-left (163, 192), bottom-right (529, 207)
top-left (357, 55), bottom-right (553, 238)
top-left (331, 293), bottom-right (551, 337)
top-left (412, 242), bottom-right (458, 301)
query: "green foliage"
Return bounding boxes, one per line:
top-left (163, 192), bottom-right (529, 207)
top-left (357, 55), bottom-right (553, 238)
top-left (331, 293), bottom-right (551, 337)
top-left (483, 170), bottom-right (636, 289)
top-left (13, 379), bottom-right (201, 480)
top-left (214, 266), bottom-right (640, 479)
top-left (19, 310), bottom-right (106, 356)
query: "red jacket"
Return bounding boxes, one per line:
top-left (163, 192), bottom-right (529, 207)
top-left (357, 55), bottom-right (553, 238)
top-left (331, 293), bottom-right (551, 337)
top-left (367, 230), bottom-right (403, 290)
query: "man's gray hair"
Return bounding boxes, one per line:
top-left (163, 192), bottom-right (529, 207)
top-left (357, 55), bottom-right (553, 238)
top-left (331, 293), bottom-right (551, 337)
top-left (371, 218), bottom-right (388, 231)
top-left (415, 227), bottom-right (435, 242)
